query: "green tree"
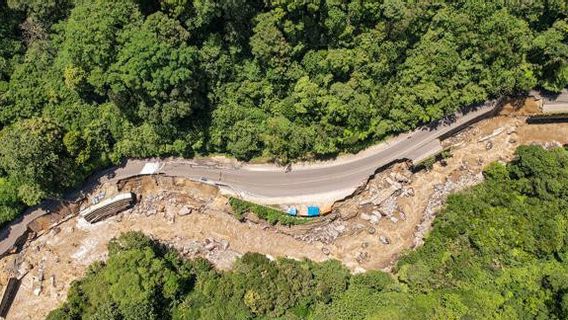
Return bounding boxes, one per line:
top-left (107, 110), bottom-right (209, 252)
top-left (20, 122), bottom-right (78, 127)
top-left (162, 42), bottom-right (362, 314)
top-left (0, 117), bottom-right (75, 204)
top-left (7, 0), bottom-right (71, 27)
top-left (0, 177), bottom-right (25, 226)
top-left (58, 0), bottom-right (142, 95)
top-left (108, 12), bottom-right (200, 131)
top-left (0, 2), bottom-right (22, 83)
top-left (532, 20), bottom-right (568, 92)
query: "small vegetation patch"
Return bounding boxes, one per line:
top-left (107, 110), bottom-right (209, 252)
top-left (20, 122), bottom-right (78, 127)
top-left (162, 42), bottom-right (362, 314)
top-left (412, 149), bottom-right (453, 172)
top-left (228, 197), bottom-right (309, 226)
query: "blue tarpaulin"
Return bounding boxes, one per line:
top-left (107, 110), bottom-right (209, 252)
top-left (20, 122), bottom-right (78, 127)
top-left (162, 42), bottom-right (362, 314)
top-left (307, 206), bottom-right (320, 217)
top-left (287, 207), bottom-right (297, 216)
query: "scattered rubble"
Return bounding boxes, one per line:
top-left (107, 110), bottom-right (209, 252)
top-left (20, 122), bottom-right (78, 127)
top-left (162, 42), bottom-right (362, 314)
top-left (342, 163), bottom-right (414, 230)
top-left (400, 186), bottom-right (414, 197)
top-left (412, 170), bottom-right (484, 248)
top-left (129, 190), bottom-right (207, 223)
top-left (532, 140), bottom-right (563, 150)
top-left (355, 251), bottom-right (369, 264)
top-left (378, 196), bottom-right (398, 217)
top-left (294, 220), bottom-right (354, 244)
top-left (164, 236), bottom-right (241, 270)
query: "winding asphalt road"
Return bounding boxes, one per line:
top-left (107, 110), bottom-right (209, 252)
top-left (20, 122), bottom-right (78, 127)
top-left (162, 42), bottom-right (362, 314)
top-left (161, 101), bottom-right (498, 202)
top-left (0, 100), bottom-right (498, 256)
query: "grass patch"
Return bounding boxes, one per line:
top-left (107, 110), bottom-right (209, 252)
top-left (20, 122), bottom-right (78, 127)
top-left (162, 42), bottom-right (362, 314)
top-left (228, 197), bottom-right (310, 226)
top-left (412, 148), bottom-right (452, 172)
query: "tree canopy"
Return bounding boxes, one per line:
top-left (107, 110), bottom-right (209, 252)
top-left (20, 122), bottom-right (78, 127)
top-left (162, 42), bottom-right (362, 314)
top-left (0, 117), bottom-right (75, 204)
top-left (0, 0), bottom-right (566, 224)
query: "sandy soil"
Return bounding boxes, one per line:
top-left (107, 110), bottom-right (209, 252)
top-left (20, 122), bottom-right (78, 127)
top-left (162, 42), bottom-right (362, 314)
top-left (1, 178), bottom-right (328, 319)
top-left (1, 98), bottom-right (567, 319)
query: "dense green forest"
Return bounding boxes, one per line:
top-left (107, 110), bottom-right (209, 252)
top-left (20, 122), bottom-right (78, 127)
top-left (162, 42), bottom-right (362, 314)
top-left (0, 0), bottom-right (566, 225)
top-left (47, 146), bottom-right (568, 319)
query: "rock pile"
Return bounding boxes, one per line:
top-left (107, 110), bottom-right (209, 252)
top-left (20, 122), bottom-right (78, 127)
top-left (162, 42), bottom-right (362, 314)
top-left (533, 141), bottom-right (563, 150)
top-left (294, 220), bottom-right (356, 244)
top-left (165, 236), bottom-right (241, 270)
top-left (129, 191), bottom-right (207, 223)
top-left (356, 164), bottom-right (413, 226)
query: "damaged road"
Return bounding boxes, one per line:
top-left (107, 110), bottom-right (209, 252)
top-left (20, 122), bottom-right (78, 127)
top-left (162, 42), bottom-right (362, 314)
top-left (1, 98), bottom-right (568, 319)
